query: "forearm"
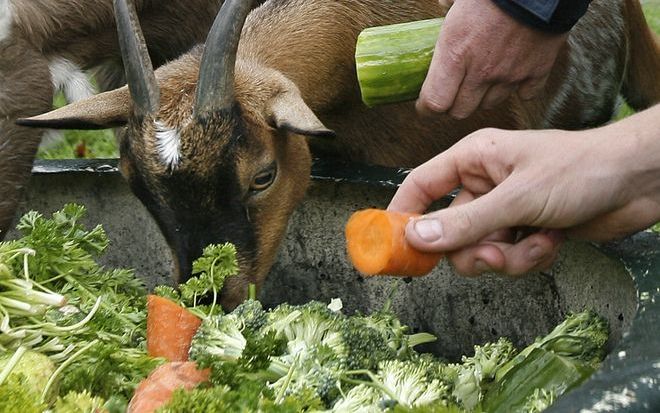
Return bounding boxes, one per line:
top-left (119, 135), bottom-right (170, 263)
top-left (609, 105), bottom-right (660, 205)
top-left (491, 0), bottom-right (592, 33)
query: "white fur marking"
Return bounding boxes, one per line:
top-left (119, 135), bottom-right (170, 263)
top-left (48, 58), bottom-right (95, 103)
top-left (155, 121), bottom-right (182, 169)
top-left (0, 0), bottom-right (12, 42)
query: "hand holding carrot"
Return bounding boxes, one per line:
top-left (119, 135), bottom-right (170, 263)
top-left (389, 105), bottom-right (660, 276)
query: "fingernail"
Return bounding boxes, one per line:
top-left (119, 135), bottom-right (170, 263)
top-left (474, 260), bottom-right (491, 273)
top-left (528, 245), bottom-right (546, 262)
top-left (412, 219), bottom-right (443, 242)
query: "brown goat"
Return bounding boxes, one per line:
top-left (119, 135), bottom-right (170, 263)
top-left (0, 0), bottom-right (268, 238)
top-left (15, 0), bottom-right (660, 309)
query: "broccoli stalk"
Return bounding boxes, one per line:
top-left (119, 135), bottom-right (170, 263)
top-left (496, 311), bottom-right (609, 381)
top-left (452, 338), bottom-right (516, 410)
top-left (483, 347), bottom-right (593, 413)
top-left (330, 384), bottom-right (382, 412)
top-left (521, 387), bottom-right (557, 413)
top-left (0, 247), bottom-right (67, 341)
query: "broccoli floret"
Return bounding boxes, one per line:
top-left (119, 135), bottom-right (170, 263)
top-left (206, 330), bottom-right (286, 387)
top-left (376, 359), bottom-right (450, 408)
top-left (354, 305), bottom-right (436, 359)
top-left (190, 313), bottom-right (247, 363)
top-left (452, 338), bottom-right (516, 410)
top-left (0, 348), bottom-right (55, 395)
top-left (190, 306), bottom-right (288, 388)
top-left (270, 344), bottom-right (345, 404)
top-left (340, 317), bottom-right (398, 371)
top-left (233, 299), bottom-right (268, 334)
top-left (0, 373), bottom-right (47, 413)
top-left (340, 359), bottom-right (449, 410)
top-left (267, 301), bottom-right (345, 357)
top-left (52, 390), bottom-right (106, 413)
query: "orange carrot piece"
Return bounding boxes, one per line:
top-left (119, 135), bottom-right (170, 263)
top-left (127, 361), bottom-right (210, 413)
top-left (146, 295), bottom-right (202, 361)
top-left (345, 208), bottom-right (442, 277)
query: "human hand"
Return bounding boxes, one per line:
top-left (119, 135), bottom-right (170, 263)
top-left (417, 0), bottom-right (568, 119)
top-left (388, 110), bottom-right (660, 276)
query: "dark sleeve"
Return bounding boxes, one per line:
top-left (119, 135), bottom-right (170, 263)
top-left (491, 0), bottom-right (593, 33)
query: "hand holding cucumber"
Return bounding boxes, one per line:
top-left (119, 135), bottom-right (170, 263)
top-left (356, 0), bottom-right (568, 118)
top-left (418, 0), bottom-right (567, 118)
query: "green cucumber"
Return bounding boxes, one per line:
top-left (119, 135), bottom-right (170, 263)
top-left (355, 18), bottom-right (443, 107)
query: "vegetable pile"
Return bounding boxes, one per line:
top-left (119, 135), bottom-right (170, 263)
top-left (0, 205), bottom-right (610, 413)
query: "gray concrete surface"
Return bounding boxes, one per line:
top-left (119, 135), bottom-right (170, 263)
top-left (9, 170), bottom-right (637, 361)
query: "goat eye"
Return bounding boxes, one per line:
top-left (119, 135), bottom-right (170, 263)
top-left (250, 168), bottom-right (276, 191)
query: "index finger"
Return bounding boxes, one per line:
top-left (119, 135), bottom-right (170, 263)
top-left (416, 25), bottom-right (466, 116)
top-left (387, 150), bottom-right (461, 213)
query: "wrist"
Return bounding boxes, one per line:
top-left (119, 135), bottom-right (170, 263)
top-left (608, 107), bottom-right (660, 204)
top-left (490, 0), bottom-right (592, 33)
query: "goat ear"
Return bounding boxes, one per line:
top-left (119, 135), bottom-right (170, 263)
top-left (269, 91), bottom-right (335, 138)
top-left (16, 88), bottom-right (130, 130)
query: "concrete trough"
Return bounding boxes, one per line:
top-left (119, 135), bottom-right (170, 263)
top-left (9, 158), bottom-right (660, 412)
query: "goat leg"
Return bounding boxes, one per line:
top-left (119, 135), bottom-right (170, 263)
top-left (0, 36), bottom-right (54, 239)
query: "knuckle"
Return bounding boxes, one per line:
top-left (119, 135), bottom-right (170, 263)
top-left (449, 108), bottom-right (470, 120)
top-left (476, 63), bottom-right (498, 82)
top-left (418, 92), bottom-right (451, 114)
top-left (452, 206), bottom-right (477, 236)
top-left (445, 46), bottom-right (467, 67)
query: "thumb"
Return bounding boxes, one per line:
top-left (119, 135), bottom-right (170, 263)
top-left (405, 185), bottom-right (519, 252)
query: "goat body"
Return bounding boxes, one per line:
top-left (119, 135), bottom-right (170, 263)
top-left (10, 0), bottom-right (660, 309)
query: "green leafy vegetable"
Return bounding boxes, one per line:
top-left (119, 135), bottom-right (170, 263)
top-left (52, 390), bottom-right (106, 413)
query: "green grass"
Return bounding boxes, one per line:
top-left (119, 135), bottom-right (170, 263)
top-left (643, 0), bottom-right (660, 30)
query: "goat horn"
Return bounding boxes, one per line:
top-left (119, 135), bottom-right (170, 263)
top-left (113, 0), bottom-right (160, 116)
top-left (194, 0), bottom-right (254, 117)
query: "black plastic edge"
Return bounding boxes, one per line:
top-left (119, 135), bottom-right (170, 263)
top-left (32, 158), bottom-right (411, 188)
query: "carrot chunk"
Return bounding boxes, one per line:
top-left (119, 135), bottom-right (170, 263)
top-left (345, 209), bottom-right (442, 277)
top-left (146, 295), bottom-right (202, 361)
top-left (127, 361), bottom-right (210, 413)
